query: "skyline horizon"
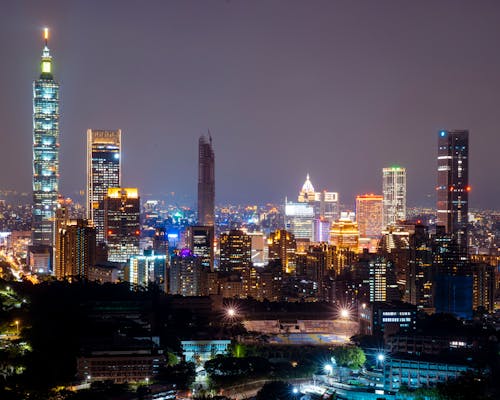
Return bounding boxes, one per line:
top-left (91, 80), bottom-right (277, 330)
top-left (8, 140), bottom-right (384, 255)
top-left (1, 1), bottom-right (499, 209)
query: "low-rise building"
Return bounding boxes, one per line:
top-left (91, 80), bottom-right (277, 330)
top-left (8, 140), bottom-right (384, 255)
top-left (384, 356), bottom-right (473, 390)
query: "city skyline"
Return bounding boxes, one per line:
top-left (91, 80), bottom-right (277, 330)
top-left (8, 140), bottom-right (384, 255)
top-left (1, 1), bottom-right (500, 208)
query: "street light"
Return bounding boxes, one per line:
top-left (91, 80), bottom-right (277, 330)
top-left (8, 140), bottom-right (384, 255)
top-left (324, 364), bottom-right (333, 375)
top-left (14, 320), bottom-right (19, 335)
top-left (376, 353), bottom-right (385, 369)
top-left (226, 307), bottom-right (236, 318)
top-left (340, 309), bottom-right (350, 319)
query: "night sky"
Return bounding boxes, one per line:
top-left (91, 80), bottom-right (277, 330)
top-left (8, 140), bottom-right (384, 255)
top-left (1, 0), bottom-right (499, 209)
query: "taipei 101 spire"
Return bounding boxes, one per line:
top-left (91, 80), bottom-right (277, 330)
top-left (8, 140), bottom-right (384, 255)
top-left (32, 28), bottom-right (60, 246)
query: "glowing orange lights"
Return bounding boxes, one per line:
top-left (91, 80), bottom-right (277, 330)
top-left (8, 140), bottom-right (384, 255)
top-left (466, 186), bottom-right (471, 192)
top-left (44, 28), bottom-right (49, 41)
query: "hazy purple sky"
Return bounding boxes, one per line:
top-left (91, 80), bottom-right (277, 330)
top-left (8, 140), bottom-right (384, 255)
top-left (1, 0), bottom-right (499, 208)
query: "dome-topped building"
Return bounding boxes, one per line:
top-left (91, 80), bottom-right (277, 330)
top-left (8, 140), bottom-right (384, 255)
top-left (298, 174), bottom-right (316, 202)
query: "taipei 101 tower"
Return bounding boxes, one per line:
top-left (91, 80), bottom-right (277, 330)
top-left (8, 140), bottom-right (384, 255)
top-left (32, 28), bottom-right (60, 246)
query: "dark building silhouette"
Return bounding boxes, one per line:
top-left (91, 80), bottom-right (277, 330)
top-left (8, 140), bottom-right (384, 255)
top-left (406, 224), bottom-right (434, 310)
top-left (437, 130), bottom-right (469, 254)
top-left (197, 134), bottom-right (215, 226)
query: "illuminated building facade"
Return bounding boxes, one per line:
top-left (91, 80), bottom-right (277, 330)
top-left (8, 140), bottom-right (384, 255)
top-left (382, 166), bottom-right (406, 227)
top-left (86, 129), bottom-right (121, 243)
top-left (198, 134), bottom-right (215, 226)
top-left (219, 229), bottom-right (252, 271)
top-left (285, 201), bottom-right (314, 241)
top-left (32, 28), bottom-right (60, 246)
top-left (298, 174), bottom-right (339, 221)
top-left (169, 250), bottom-right (205, 296)
top-left (268, 229), bottom-right (296, 274)
top-left (54, 206), bottom-right (96, 279)
top-left (437, 130), bottom-right (469, 253)
top-left (128, 253), bottom-right (167, 291)
top-left (186, 225), bottom-right (214, 271)
top-left (248, 232), bottom-right (267, 267)
top-left (104, 188), bottom-right (140, 263)
top-left (356, 194), bottom-right (383, 238)
top-left (329, 218), bottom-right (360, 249)
top-left (369, 259), bottom-right (389, 302)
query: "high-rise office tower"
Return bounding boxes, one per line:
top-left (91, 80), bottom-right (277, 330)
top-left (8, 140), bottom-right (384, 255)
top-left (169, 250), bottom-right (205, 296)
top-left (406, 224), bottom-right (433, 309)
top-left (104, 188), bottom-right (140, 263)
top-left (382, 166), bottom-right (406, 227)
top-left (198, 134), bottom-right (215, 226)
top-left (437, 130), bottom-right (469, 253)
top-left (54, 206), bottom-right (96, 279)
top-left (268, 229), bottom-right (296, 274)
top-left (32, 28), bottom-right (60, 246)
top-left (86, 129), bottom-right (122, 243)
top-left (369, 259), bottom-right (388, 302)
top-left (219, 229), bottom-right (252, 271)
top-left (128, 253), bottom-right (167, 291)
top-left (285, 201), bottom-right (315, 241)
top-left (329, 218), bottom-right (360, 273)
top-left (356, 194), bottom-right (383, 238)
top-left (186, 225), bottom-right (214, 271)
top-left (298, 174), bottom-right (339, 221)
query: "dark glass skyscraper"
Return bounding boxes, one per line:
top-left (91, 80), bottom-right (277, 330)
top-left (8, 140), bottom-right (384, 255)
top-left (32, 28), bottom-right (60, 246)
top-left (197, 134), bottom-right (215, 226)
top-left (86, 129), bottom-right (122, 243)
top-left (104, 188), bottom-right (140, 263)
top-left (437, 130), bottom-right (469, 253)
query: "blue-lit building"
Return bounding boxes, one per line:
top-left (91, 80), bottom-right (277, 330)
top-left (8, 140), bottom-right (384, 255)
top-left (32, 28), bottom-right (60, 247)
top-left (127, 252), bottom-right (167, 291)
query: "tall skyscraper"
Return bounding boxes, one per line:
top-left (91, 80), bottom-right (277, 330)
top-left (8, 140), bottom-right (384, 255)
top-left (32, 28), bottom-right (60, 246)
top-left (382, 166), bottom-right (407, 227)
top-left (356, 194), bottom-right (383, 238)
top-left (86, 129), bottom-right (122, 243)
top-left (437, 130), bottom-right (469, 253)
top-left (104, 188), bottom-right (140, 263)
top-left (198, 134), bottom-right (215, 226)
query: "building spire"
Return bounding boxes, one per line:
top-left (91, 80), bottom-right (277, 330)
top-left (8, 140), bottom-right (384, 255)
top-left (40, 28), bottom-right (53, 77)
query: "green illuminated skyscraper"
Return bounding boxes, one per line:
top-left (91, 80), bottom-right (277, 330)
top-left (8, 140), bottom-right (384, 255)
top-left (32, 28), bottom-right (60, 246)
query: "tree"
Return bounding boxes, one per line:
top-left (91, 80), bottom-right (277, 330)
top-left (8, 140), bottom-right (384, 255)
top-left (256, 381), bottom-right (294, 400)
top-left (331, 346), bottom-right (366, 370)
